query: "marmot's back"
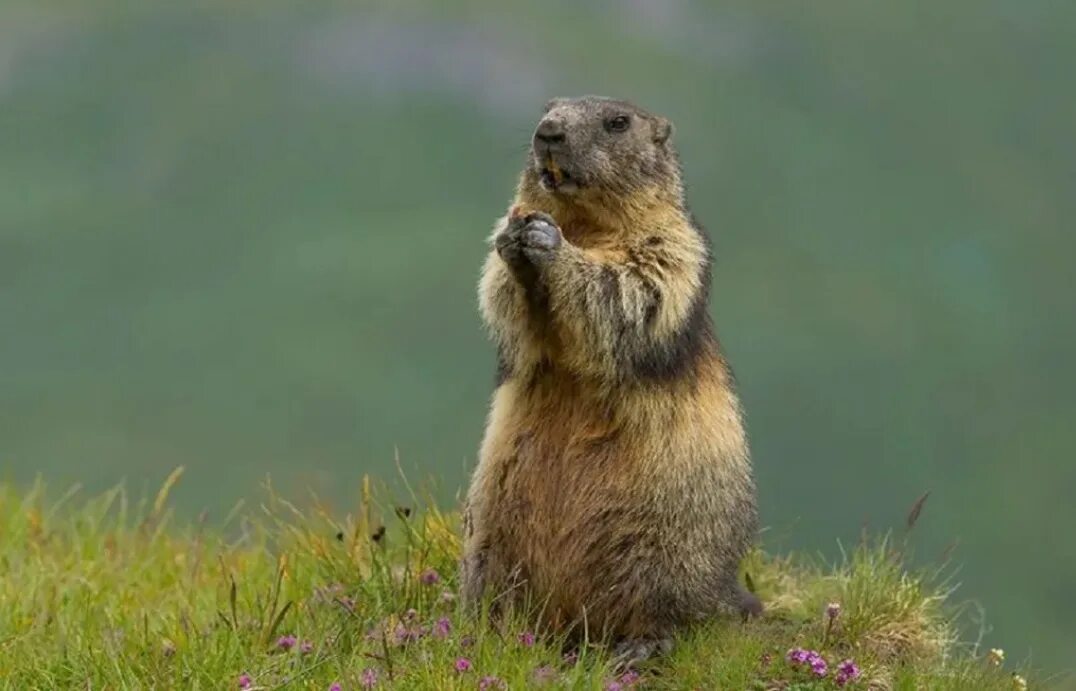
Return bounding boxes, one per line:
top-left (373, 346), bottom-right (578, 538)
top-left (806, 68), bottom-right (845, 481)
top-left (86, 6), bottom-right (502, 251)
top-left (462, 96), bottom-right (758, 662)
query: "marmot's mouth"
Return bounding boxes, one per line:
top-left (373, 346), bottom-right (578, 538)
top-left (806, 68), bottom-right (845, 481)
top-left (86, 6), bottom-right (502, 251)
top-left (538, 166), bottom-right (580, 193)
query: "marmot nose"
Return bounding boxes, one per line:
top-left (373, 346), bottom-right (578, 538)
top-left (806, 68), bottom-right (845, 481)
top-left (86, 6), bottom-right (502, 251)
top-left (534, 119), bottom-right (566, 146)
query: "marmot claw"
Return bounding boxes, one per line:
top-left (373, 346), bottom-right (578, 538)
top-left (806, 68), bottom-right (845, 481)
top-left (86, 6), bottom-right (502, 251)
top-left (496, 212), bottom-right (562, 266)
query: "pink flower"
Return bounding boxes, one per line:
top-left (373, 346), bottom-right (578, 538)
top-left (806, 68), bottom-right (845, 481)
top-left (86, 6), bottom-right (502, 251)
top-left (360, 667), bottom-right (379, 689)
top-left (479, 676), bottom-right (506, 690)
top-left (329, 684), bottom-right (342, 691)
top-left (237, 674), bottom-right (252, 689)
top-left (420, 568), bottom-right (441, 585)
top-left (276, 635), bottom-right (297, 652)
top-left (807, 651), bottom-right (828, 677)
top-left (455, 657), bottom-right (472, 673)
top-left (300, 640), bottom-right (314, 655)
top-left (787, 648), bottom-right (829, 678)
top-left (433, 617), bottom-right (452, 639)
top-left (835, 659), bottom-right (861, 686)
top-left (786, 647), bottom-right (810, 663)
top-left (518, 631), bottom-right (536, 646)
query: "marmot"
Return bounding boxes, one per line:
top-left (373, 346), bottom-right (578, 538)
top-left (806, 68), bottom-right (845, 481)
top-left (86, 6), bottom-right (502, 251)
top-left (461, 96), bottom-right (759, 662)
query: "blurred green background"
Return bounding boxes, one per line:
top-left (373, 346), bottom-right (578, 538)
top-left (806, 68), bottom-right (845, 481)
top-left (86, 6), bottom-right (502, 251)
top-left (1, 0), bottom-right (1073, 672)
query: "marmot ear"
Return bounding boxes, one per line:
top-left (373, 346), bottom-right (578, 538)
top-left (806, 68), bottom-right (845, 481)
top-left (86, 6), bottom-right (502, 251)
top-left (653, 116), bottom-right (674, 145)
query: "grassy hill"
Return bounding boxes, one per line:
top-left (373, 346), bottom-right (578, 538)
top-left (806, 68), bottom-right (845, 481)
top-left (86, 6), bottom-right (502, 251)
top-left (0, 473), bottom-right (1049, 689)
top-left (1, 0), bottom-right (1074, 671)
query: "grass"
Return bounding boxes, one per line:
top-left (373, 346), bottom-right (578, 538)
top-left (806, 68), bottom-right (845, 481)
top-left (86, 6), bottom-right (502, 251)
top-left (0, 470), bottom-right (1046, 690)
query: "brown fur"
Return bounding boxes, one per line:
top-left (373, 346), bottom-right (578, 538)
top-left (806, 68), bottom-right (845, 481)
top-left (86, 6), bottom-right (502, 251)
top-left (462, 96), bottom-right (758, 653)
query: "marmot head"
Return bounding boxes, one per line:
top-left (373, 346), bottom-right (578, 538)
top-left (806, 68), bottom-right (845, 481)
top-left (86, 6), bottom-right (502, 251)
top-left (522, 96), bottom-right (680, 201)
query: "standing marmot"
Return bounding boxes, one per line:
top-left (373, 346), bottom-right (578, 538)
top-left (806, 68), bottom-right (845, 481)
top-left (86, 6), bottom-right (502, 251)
top-left (461, 96), bottom-right (759, 662)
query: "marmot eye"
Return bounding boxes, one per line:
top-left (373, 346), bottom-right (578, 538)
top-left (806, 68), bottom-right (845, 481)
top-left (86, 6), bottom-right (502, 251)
top-left (605, 114), bottom-right (631, 133)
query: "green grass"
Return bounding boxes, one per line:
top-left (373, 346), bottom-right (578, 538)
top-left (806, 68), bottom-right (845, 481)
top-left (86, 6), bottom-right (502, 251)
top-left (0, 471), bottom-right (1046, 689)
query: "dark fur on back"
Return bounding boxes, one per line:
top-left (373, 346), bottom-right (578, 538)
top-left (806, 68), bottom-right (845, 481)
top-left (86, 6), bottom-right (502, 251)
top-left (622, 219), bottom-right (713, 382)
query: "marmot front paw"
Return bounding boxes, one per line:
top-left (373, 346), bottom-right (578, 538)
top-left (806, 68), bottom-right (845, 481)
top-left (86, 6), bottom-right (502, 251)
top-left (495, 211), bottom-right (563, 267)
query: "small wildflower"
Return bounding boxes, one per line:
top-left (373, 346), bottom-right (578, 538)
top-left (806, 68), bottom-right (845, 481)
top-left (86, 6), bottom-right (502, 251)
top-left (420, 568), bottom-right (441, 586)
top-left (533, 665), bottom-right (557, 684)
top-left (988, 648), bottom-right (1006, 667)
top-left (1012, 673), bottom-right (1028, 690)
top-left (619, 669), bottom-right (641, 686)
top-left (787, 648), bottom-right (828, 678)
top-left (479, 676), bottom-right (507, 690)
top-left (433, 616), bottom-right (452, 639)
top-left (786, 647), bottom-right (810, 664)
top-left (835, 659), bottom-right (861, 686)
top-left (237, 674), bottom-right (252, 689)
top-left (394, 623), bottom-right (425, 645)
top-left (822, 603), bottom-right (841, 647)
top-left (329, 684), bottom-right (342, 691)
top-left (276, 634), bottom-right (297, 652)
top-left (300, 640), bottom-right (314, 655)
top-left (518, 631), bottom-right (536, 646)
top-left (455, 657), bottom-right (473, 673)
top-left (360, 667), bottom-right (379, 689)
top-left (605, 682), bottom-right (623, 691)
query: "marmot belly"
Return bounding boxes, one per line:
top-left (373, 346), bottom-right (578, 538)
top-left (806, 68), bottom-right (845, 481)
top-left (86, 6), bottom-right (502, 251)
top-left (473, 356), bottom-right (751, 636)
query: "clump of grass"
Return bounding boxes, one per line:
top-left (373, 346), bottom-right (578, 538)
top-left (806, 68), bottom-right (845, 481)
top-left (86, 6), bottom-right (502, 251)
top-left (0, 472), bottom-right (1044, 689)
